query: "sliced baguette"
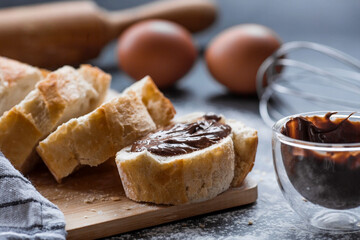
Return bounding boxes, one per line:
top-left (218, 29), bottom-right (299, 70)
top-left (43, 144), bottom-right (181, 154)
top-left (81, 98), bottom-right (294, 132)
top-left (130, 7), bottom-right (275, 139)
top-left (0, 65), bottom-right (111, 173)
top-left (0, 56), bottom-right (43, 116)
top-left (37, 76), bottom-right (176, 182)
top-left (115, 113), bottom-right (258, 205)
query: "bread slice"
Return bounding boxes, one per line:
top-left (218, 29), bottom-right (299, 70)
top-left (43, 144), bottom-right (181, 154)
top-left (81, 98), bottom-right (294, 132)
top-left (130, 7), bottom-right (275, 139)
top-left (115, 113), bottom-right (258, 205)
top-left (117, 136), bottom-right (235, 205)
top-left (0, 56), bottom-right (43, 116)
top-left (37, 76), bottom-right (176, 182)
top-left (0, 65), bottom-right (111, 173)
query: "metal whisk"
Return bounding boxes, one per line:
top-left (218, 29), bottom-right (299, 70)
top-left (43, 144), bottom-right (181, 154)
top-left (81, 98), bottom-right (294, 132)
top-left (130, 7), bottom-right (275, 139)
top-left (256, 41), bottom-right (360, 127)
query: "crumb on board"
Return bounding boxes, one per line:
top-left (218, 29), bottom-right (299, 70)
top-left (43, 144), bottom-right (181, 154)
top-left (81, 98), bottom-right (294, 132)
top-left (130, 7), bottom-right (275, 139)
top-left (99, 194), bottom-right (111, 201)
top-left (84, 216), bottom-right (88, 219)
top-left (248, 220), bottom-right (253, 225)
top-left (84, 197), bottom-right (96, 204)
top-left (199, 223), bottom-right (205, 228)
top-left (110, 196), bottom-right (121, 201)
top-left (89, 209), bottom-right (97, 212)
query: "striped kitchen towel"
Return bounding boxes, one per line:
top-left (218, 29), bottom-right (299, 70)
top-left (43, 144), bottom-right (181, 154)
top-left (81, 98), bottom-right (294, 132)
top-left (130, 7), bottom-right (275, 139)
top-left (0, 153), bottom-right (66, 240)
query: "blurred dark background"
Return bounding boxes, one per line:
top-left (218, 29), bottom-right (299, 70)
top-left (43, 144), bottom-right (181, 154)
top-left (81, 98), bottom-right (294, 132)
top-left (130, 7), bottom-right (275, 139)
top-left (1, 0), bottom-right (359, 63)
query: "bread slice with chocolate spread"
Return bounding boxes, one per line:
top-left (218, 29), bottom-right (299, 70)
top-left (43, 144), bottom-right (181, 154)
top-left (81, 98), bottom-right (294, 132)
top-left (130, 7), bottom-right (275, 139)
top-left (116, 113), bottom-right (258, 205)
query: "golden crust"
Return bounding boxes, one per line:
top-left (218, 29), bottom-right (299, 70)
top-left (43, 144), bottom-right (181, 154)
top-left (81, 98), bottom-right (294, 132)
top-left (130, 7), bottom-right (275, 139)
top-left (0, 109), bottom-right (42, 172)
top-left (226, 119), bottom-right (258, 187)
top-left (36, 118), bottom-right (81, 182)
top-left (36, 74), bottom-right (67, 127)
top-left (124, 76), bottom-right (176, 127)
top-left (0, 65), bottom-right (111, 173)
top-left (116, 136), bottom-right (235, 205)
top-left (37, 76), bottom-right (176, 182)
top-left (39, 68), bottom-right (50, 78)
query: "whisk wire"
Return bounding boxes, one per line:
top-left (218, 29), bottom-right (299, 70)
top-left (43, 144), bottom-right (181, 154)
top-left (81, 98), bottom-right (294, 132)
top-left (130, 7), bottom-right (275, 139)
top-left (257, 41), bottom-right (360, 127)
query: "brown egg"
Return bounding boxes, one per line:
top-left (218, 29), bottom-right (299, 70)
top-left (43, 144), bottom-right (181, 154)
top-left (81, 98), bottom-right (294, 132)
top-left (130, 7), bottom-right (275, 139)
top-left (205, 24), bottom-right (282, 95)
top-left (117, 20), bottom-right (197, 89)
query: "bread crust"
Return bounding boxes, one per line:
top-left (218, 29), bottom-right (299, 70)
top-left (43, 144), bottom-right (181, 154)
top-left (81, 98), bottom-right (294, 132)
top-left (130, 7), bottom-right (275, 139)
top-left (226, 119), bottom-right (258, 187)
top-left (0, 65), bottom-right (110, 173)
top-left (116, 136), bottom-right (235, 205)
top-left (124, 76), bottom-right (176, 127)
top-left (0, 56), bottom-right (43, 116)
top-left (37, 76), bottom-right (176, 182)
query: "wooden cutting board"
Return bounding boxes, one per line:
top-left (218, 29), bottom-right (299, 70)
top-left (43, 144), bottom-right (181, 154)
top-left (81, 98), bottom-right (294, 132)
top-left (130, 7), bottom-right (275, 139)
top-left (28, 160), bottom-right (257, 239)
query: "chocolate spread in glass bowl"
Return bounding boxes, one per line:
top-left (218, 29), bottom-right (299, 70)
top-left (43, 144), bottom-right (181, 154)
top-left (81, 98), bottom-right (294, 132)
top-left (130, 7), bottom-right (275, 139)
top-left (281, 112), bottom-right (360, 209)
top-left (131, 114), bottom-right (231, 156)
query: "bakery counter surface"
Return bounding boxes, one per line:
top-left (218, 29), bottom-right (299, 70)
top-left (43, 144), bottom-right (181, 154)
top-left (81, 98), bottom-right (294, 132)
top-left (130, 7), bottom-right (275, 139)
top-left (105, 59), bottom-right (359, 240)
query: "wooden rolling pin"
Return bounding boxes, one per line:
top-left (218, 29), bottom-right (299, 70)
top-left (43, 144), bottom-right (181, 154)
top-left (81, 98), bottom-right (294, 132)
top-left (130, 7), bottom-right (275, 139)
top-left (0, 0), bottom-right (217, 68)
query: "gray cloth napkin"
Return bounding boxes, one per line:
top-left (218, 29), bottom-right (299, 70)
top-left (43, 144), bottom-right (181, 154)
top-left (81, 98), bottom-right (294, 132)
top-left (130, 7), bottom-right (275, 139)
top-left (0, 153), bottom-right (66, 240)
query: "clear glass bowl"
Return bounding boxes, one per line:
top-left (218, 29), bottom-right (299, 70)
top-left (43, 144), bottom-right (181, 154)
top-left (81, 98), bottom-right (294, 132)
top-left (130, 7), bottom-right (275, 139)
top-left (272, 111), bottom-right (360, 233)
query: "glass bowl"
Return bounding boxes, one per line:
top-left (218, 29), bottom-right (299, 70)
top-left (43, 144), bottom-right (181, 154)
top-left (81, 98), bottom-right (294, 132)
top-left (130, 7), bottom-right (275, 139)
top-left (272, 111), bottom-right (360, 233)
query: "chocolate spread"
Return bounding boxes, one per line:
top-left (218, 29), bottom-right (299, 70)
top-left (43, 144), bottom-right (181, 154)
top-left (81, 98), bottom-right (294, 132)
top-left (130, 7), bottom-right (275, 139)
top-left (131, 114), bottom-right (231, 156)
top-left (281, 112), bottom-right (360, 209)
top-left (282, 112), bottom-right (360, 144)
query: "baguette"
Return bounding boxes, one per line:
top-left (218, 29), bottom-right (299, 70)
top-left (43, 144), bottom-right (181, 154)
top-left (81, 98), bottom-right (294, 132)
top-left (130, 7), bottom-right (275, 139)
top-left (0, 65), bottom-right (111, 173)
top-left (116, 113), bottom-right (257, 205)
top-left (37, 76), bottom-right (176, 182)
top-left (0, 56), bottom-right (43, 116)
